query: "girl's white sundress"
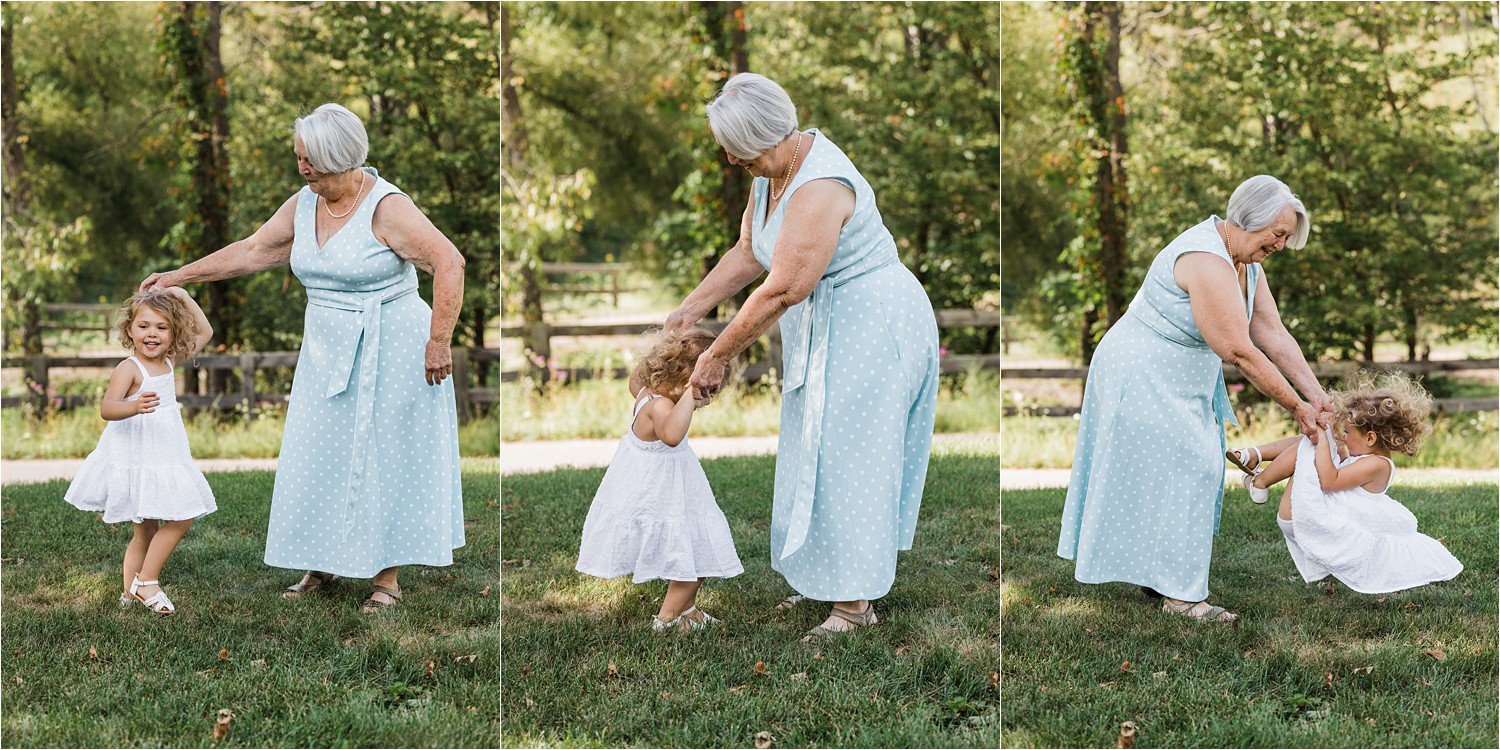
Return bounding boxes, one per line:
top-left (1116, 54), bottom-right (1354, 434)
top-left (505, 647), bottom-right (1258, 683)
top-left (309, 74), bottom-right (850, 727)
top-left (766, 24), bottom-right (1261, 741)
top-left (65, 356), bottom-right (216, 524)
top-left (1279, 428), bottom-right (1463, 593)
top-left (575, 391), bottom-right (743, 583)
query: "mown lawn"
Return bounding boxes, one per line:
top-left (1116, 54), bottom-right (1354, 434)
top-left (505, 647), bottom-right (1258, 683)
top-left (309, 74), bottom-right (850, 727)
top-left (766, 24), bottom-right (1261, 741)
top-left (500, 447), bottom-right (1000, 748)
top-left (1001, 482), bottom-right (1498, 748)
top-left (0, 469), bottom-right (499, 748)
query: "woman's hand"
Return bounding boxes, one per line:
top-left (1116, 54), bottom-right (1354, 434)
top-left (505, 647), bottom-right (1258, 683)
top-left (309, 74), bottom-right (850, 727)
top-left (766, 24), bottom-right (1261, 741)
top-left (425, 338), bottom-right (453, 386)
top-left (1293, 401), bottom-right (1322, 444)
top-left (688, 350), bottom-right (728, 401)
top-left (1308, 391), bottom-right (1335, 430)
top-left (665, 307), bottom-right (698, 333)
top-left (139, 270), bottom-right (181, 292)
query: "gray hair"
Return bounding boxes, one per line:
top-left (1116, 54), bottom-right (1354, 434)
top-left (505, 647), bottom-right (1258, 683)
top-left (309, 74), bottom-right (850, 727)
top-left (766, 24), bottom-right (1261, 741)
top-left (705, 73), bottom-right (798, 160)
top-left (1225, 174), bottom-right (1310, 249)
top-left (293, 103), bottom-right (368, 174)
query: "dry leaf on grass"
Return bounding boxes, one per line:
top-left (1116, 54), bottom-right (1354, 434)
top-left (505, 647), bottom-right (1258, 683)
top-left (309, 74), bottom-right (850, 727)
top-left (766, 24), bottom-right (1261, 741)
top-left (524, 698), bottom-right (534, 708)
top-left (1152, 671), bottom-right (1167, 679)
top-left (479, 586), bottom-right (491, 597)
top-left (1422, 648), bottom-right (1446, 661)
top-left (727, 684), bottom-right (750, 693)
top-left (754, 730), bottom-right (774, 749)
top-left (660, 690), bottom-right (670, 698)
top-left (454, 654), bottom-right (479, 664)
top-left (521, 666), bottom-right (533, 676)
top-left (212, 709), bottom-right (233, 742)
top-left (1116, 721), bottom-right (1137, 748)
top-left (1351, 665), bottom-right (1375, 675)
top-left (988, 566), bottom-right (1000, 582)
top-left (606, 660), bottom-right (618, 677)
top-left (989, 671), bottom-right (999, 689)
top-left (752, 660), bottom-right (768, 677)
top-left (426, 660), bottom-right (436, 677)
top-left (11, 676), bottom-right (21, 686)
top-left (250, 659), bottom-right (266, 667)
top-left (217, 648), bottom-right (230, 662)
top-left (790, 672), bottom-right (807, 681)
top-left (893, 646), bottom-right (911, 656)
top-left (1119, 660), bottom-right (1132, 673)
top-left (88, 646), bottom-right (98, 660)
top-left (1405, 601), bottom-right (1421, 609)
top-left (1323, 671), bottom-right (1333, 689)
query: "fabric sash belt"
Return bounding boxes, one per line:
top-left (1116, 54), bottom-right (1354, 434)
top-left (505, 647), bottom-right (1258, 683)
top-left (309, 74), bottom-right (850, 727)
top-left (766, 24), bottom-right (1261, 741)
top-left (1126, 303), bottom-right (1239, 429)
top-left (779, 256), bottom-right (900, 561)
top-left (305, 279), bottom-right (419, 534)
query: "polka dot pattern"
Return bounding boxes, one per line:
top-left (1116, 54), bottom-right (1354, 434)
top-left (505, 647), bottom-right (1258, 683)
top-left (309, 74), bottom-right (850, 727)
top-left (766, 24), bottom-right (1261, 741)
top-left (265, 167), bottom-right (465, 578)
top-left (1057, 216), bottom-right (1256, 602)
top-left (750, 129), bottom-right (940, 602)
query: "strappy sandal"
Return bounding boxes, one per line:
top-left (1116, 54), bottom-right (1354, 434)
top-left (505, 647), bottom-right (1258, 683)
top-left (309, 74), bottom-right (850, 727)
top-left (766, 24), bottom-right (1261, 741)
top-left (1162, 598), bottom-right (1238, 626)
top-left (651, 606), bottom-right (721, 632)
top-left (1226, 446), bottom-right (1262, 476)
top-left (130, 574), bottom-right (175, 615)
top-left (282, 571), bottom-right (340, 599)
top-left (774, 594), bottom-right (806, 612)
top-left (360, 582), bottom-right (402, 613)
top-left (802, 602), bottom-right (878, 641)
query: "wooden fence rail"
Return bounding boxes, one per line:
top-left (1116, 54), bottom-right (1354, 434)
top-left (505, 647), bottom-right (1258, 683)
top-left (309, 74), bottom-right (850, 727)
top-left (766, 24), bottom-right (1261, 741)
top-left (1001, 358), bottom-right (1499, 416)
top-left (2, 347), bottom-right (501, 422)
top-left (498, 308), bottom-right (1002, 384)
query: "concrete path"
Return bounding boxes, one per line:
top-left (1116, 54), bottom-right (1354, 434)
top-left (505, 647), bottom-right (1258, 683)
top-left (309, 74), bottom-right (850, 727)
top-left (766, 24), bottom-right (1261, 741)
top-left (1, 457), bottom-right (500, 486)
top-left (999, 467), bottom-right (1500, 490)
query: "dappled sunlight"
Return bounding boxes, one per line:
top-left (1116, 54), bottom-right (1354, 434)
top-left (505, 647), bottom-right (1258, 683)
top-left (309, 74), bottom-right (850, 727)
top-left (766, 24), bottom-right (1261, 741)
top-left (507, 574), bottom-right (638, 624)
top-left (8, 569), bottom-right (116, 612)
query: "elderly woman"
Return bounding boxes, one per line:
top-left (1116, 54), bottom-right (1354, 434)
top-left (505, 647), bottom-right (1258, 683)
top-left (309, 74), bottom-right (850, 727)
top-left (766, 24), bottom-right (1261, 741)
top-left (1057, 174), bottom-right (1332, 624)
top-left (140, 103), bottom-right (466, 612)
top-left (666, 73), bottom-right (939, 639)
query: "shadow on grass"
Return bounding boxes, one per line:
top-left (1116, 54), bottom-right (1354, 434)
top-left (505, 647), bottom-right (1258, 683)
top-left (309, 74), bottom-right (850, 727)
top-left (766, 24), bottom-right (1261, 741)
top-left (1001, 484), bottom-right (1499, 748)
top-left (501, 452), bottom-right (1000, 748)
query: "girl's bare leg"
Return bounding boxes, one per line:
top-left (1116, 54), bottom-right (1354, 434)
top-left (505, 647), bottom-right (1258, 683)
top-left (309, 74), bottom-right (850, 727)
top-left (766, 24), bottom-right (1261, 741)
top-left (1253, 443), bottom-right (1299, 490)
top-left (1278, 477), bottom-right (1295, 521)
top-left (123, 520), bottom-right (158, 595)
top-left (1252, 435), bottom-right (1304, 466)
top-left (134, 519), bottom-right (194, 600)
top-left (658, 579), bottom-right (704, 622)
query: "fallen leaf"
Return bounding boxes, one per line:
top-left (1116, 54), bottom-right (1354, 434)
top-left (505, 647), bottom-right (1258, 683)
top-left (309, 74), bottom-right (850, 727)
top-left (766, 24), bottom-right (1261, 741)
top-left (1038, 685), bottom-right (1048, 693)
top-left (479, 586), bottom-right (491, 597)
top-left (1376, 597), bottom-right (1387, 604)
top-left (661, 690), bottom-right (670, 698)
top-left (1422, 648), bottom-right (1446, 661)
top-left (521, 559), bottom-right (532, 568)
top-left (727, 684), bottom-right (750, 693)
top-left (217, 648), bottom-right (230, 662)
top-left (1119, 660), bottom-right (1133, 673)
top-left (250, 659), bottom-right (266, 667)
top-left (988, 565), bottom-right (1000, 582)
top-left (88, 646), bottom-right (98, 660)
top-left (1323, 671), bottom-right (1333, 690)
top-left (607, 660), bottom-right (618, 677)
top-left (426, 659), bottom-right (436, 677)
top-left (1351, 665), bottom-right (1374, 675)
top-left (1436, 537), bottom-right (1446, 547)
top-left (1423, 679), bottom-right (1434, 687)
top-left (468, 706), bottom-right (477, 713)
top-left (989, 671), bottom-right (999, 689)
top-left (11, 676), bottom-right (21, 685)
top-left (521, 666), bottom-right (533, 676)
top-left (1365, 717), bottom-right (1376, 725)
top-left (753, 660), bottom-right (768, 677)
top-left (1152, 670), bottom-right (1167, 679)
top-left (754, 730), bottom-right (774, 749)
top-left (454, 654), bottom-right (479, 664)
top-left (812, 652), bottom-right (825, 661)
top-left (524, 698), bottom-right (534, 708)
top-left (893, 646), bottom-right (910, 656)
top-left (1405, 601), bottom-right (1421, 609)
top-left (1117, 720), bottom-right (1138, 748)
top-left (790, 672), bottom-right (807, 681)
top-left (134, 673), bottom-right (144, 680)
top-left (212, 708), bottom-right (233, 742)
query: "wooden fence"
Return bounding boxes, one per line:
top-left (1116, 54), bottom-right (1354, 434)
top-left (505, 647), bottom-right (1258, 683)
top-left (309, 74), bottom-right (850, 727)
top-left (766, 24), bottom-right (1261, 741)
top-left (2, 347), bottom-right (501, 422)
top-left (502, 262), bottom-right (640, 306)
top-left (498, 308), bottom-right (1002, 384)
top-left (1001, 358), bottom-right (1500, 416)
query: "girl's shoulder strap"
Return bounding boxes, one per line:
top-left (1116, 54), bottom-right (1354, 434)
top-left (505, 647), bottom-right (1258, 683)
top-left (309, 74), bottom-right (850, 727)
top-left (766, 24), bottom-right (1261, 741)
top-left (631, 391), bottom-right (659, 419)
top-left (125, 355), bottom-right (149, 380)
top-left (1351, 453), bottom-right (1396, 492)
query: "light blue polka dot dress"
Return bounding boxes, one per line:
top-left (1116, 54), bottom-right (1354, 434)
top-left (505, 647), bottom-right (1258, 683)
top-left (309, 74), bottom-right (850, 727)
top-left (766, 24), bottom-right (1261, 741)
top-left (752, 129), bottom-right (940, 602)
top-left (264, 167), bottom-right (465, 578)
top-left (1057, 216), bottom-right (1256, 602)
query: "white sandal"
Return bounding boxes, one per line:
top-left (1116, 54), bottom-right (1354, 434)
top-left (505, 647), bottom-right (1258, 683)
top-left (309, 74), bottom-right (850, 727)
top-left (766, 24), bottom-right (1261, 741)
top-left (651, 606), bottom-right (721, 632)
top-left (1241, 473), bottom-right (1270, 504)
top-left (130, 574), bottom-right (175, 615)
top-left (1162, 598), bottom-right (1238, 626)
top-left (1226, 446), bottom-right (1262, 475)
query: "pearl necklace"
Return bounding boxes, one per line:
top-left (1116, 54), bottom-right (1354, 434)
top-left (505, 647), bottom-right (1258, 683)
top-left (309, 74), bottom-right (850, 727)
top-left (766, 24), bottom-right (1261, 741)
top-left (769, 134), bottom-right (803, 202)
top-left (322, 172), bottom-right (369, 220)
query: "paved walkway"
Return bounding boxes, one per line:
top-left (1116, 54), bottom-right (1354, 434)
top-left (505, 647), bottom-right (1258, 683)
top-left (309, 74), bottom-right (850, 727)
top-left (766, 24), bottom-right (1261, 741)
top-left (1000, 467), bottom-right (1499, 490)
top-left (1, 457), bottom-right (500, 486)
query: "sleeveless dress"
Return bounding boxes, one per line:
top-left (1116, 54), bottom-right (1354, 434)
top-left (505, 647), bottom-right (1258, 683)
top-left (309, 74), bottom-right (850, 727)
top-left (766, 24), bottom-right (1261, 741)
top-left (575, 391), bottom-right (743, 582)
top-left (750, 129), bottom-right (940, 602)
top-left (1278, 428), bottom-right (1463, 593)
top-left (1057, 216), bottom-right (1256, 602)
top-left (263, 167), bottom-right (465, 578)
top-left (65, 356), bottom-right (216, 524)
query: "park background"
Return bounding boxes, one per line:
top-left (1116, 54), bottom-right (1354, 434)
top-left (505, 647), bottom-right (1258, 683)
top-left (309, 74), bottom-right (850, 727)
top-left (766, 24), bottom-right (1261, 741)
top-left (500, 2), bottom-right (999, 748)
top-left (2, 3), bottom-right (498, 747)
top-left (1001, 3), bottom-right (1497, 748)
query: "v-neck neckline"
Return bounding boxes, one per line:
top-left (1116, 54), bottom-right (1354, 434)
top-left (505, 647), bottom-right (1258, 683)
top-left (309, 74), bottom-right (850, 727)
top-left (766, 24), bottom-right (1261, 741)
top-left (757, 130), bottom-right (820, 231)
top-left (314, 170), bottom-right (374, 252)
top-left (1213, 216), bottom-right (1252, 315)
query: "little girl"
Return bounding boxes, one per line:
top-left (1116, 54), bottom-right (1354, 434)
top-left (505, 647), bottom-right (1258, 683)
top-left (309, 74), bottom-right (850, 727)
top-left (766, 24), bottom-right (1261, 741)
top-left (574, 327), bottom-right (743, 631)
top-left (65, 287), bottom-right (217, 614)
top-left (1226, 371), bottom-right (1463, 593)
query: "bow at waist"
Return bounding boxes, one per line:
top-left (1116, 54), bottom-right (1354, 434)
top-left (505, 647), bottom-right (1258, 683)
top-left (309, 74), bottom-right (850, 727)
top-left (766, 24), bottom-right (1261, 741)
top-left (305, 280), bottom-right (419, 399)
top-left (1125, 303), bottom-right (1239, 428)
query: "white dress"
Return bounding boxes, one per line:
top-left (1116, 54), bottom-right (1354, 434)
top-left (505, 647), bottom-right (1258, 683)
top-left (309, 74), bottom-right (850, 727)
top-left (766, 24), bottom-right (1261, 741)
top-left (64, 356), bottom-right (216, 524)
top-left (575, 392), bottom-right (743, 583)
top-left (1279, 428), bottom-right (1462, 594)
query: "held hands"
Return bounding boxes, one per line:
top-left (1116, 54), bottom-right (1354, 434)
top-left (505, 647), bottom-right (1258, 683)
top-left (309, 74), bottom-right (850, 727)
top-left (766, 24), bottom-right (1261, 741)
top-left (687, 350), bottom-right (727, 403)
top-left (135, 391), bottom-right (160, 415)
top-left (139, 270), bottom-right (181, 292)
top-left (1293, 401), bottom-right (1323, 444)
top-left (664, 307), bottom-right (697, 333)
top-left (425, 339), bottom-right (453, 386)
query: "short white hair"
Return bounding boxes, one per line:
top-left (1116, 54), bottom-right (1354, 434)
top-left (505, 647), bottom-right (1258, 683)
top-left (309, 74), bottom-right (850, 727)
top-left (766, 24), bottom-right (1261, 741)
top-left (705, 73), bottom-right (798, 160)
top-left (294, 103), bottom-right (368, 174)
top-left (1225, 174), bottom-right (1310, 249)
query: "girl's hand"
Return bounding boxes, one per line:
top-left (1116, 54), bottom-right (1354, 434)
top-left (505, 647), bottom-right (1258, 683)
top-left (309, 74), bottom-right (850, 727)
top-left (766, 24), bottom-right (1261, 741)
top-left (136, 392), bottom-right (160, 414)
top-left (1293, 401), bottom-right (1321, 444)
top-left (425, 339), bottom-right (453, 386)
top-left (139, 270), bottom-right (181, 292)
top-left (688, 351), bottom-right (727, 400)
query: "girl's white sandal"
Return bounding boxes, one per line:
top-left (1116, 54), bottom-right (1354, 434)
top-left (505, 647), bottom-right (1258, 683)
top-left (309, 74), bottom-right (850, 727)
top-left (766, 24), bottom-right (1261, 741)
top-left (1225, 446), bottom-right (1262, 475)
top-left (651, 606), bottom-right (720, 632)
top-left (1241, 473), bottom-right (1270, 504)
top-left (130, 574), bottom-right (175, 615)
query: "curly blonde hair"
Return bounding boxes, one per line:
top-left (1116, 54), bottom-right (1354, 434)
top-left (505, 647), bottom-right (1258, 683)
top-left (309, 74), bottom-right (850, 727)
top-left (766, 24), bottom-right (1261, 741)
top-left (630, 327), bottom-right (719, 402)
top-left (116, 289), bottom-right (200, 363)
top-left (1330, 370), bottom-right (1433, 457)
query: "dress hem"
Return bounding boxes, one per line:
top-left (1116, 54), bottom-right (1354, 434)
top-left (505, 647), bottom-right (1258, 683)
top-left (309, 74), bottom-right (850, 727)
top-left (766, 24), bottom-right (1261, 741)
top-left (263, 546), bottom-right (464, 579)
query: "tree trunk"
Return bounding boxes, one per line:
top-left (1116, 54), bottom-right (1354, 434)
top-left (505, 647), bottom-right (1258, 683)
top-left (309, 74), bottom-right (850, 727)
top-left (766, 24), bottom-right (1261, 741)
top-left (1097, 2), bottom-right (1129, 326)
top-left (502, 6), bottom-right (547, 387)
top-left (1080, 307), bottom-right (1097, 366)
top-left (1404, 306), bottom-right (1418, 362)
top-left (2, 9), bottom-right (29, 215)
top-left (699, 1), bottom-right (751, 318)
top-left (1362, 323), bottom-right (1377, 362)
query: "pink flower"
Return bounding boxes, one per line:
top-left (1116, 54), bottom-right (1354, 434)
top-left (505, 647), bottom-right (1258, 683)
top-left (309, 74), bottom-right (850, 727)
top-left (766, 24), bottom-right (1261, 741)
top-left (939, 347), bottom-right (950, 357)
top-left (1229, 383), bottom-right (1245, 392)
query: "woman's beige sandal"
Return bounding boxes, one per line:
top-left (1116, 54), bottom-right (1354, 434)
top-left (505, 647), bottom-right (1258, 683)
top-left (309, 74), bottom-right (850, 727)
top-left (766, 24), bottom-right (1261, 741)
top-left (282, 570), bottom-right (340, 599)
top-left (652, 606), bottom-right (721, 632)
top-left (130, 574), bottom-right (175, 615)
top-left (1225, 446), bottom-right (1262, 475)
top-left (1162, 598), bottom-right (1238, 626)
top-left (802, 602), bottom-right (878, 641)
top-left (774, 594), bottom-right (806, 612)
top-left (360, 583), bottom-right (402, 613)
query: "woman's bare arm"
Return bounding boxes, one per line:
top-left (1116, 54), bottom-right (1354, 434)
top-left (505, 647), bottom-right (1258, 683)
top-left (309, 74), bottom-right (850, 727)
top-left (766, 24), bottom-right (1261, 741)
top-left (165, 287), bottom-right (214, 361)
top-left (141, 194), bottom-right (298, 290)
top-left (1249, 272), bottom-right (1327, 408)
top-left (668, 197), bottom-right (765, 329)
top-left (374, 194), bottom-right (466, 385)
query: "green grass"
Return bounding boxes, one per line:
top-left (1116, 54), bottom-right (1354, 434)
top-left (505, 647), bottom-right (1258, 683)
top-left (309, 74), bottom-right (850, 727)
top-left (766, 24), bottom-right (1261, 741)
top-left (1001, 483), bottom-right (1498, 748)
top-left (1001, 406), bottom-right (1499, 470)
top-left (500, 445), bottom-right (1000, 748)
top-left (1, 408), bottom-right (499, 460)
top-left (502, 369), bottom-right (1000, 442)
top-left (0, 469), bottom-right (499, 747)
